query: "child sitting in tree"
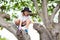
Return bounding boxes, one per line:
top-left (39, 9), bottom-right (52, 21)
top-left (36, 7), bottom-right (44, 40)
top-left (15, 7), bottom-right (32, 33)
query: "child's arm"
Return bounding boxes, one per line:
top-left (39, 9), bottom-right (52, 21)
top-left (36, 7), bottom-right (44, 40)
top-left (19, 20), bottom-right (22, 27)
top-left (18, 20), bottom-right (22, 30)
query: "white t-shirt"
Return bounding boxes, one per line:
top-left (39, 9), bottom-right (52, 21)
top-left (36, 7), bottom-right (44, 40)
top-left (18, 12), bottom-right (32, 22)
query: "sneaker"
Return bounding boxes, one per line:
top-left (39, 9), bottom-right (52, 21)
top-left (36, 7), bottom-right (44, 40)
top-left (25, 29), bottom-right (28, 34)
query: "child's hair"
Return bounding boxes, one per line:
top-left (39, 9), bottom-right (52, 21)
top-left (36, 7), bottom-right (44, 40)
top-left (22, 12), bottom-right (29, 16)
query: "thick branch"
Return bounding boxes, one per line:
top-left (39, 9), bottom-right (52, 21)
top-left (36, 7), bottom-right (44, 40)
top-left (0, 17), bottom-right (17, 37)
top-left (41, 0), bottom-right (50, 27)
top-left (50, 4), bottom-right (60, 23)
top-left (33, 23), bottom-right (53, 40)
top-left (0, 13), bottom-right (10, 19)
top-left (32, 0), bottom-right (41, 16)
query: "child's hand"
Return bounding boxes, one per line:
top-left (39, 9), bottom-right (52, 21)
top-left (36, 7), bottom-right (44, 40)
top-left (18, 26), bottom-right (22, 30)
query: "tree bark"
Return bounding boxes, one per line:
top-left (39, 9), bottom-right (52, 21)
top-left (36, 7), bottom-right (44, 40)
top-left (50, 4), bottom-right (60, 23)
top-left (41, 0), bottom-right (50, 27)
top-left (33, 23), bottom-right (53, 40)
top-left (58, 12), bottom-right (60, 23)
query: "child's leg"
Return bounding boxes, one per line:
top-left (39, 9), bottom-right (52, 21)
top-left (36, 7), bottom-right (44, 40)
top-left (18, 20), bottom-right (22, 30)
top-left (25, 19), bottom-right (31, 29)
top-left (24, 19), bottom-right (31, 33)
top-left (15, 19), bottom-right (22, 30)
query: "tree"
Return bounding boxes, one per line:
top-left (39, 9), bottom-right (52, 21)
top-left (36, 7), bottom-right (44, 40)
top-left (0, 0), bottom-right (60, 40)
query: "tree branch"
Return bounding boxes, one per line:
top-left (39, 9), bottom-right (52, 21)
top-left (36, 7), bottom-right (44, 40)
top-left (32, 0), bottom-right (45, 20)
top-left (0, 17), bottom-right (17, 37)
top-left (32, 0), bottom-right (41, 16)
top-left (0, 13), bottom-right (10, 19)
top-left (33, 23), bottom-right (53, 40)
top-left (50, 4), bottom-right (60, 23)
top-left (41, 0), bottom-right (50, 27)
top-left (32, 0), bottom-right (44, 21)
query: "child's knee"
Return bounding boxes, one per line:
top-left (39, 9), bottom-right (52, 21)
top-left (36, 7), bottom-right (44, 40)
top-left (15, 19), bottom-right (20, 26)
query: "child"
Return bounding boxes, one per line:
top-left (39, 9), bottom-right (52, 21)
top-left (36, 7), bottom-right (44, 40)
top-left (15, 7), bottom-right (32, 33)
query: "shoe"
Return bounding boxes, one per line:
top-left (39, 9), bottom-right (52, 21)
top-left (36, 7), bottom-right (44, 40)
top-left (25, 29), bottom-right (28, 34)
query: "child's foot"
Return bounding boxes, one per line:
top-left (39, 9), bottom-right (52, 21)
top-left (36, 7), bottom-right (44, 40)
top-left (25, 29), bottom-right (28, 34)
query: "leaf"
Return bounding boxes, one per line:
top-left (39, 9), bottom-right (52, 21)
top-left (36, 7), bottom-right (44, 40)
top-left (0, 37), bottom-right (7, 40)
top-left (10, 0), bottom-right (14, 2)
top-left (6, 5), bottom-right (10, 11)
top-left (0, 5), bottom-right (6, 10)
top-left (0, 27), bottom-right (3, 30)
top-left (55, 1), bottom-right (60, 4)
top-left (38, 18), bottom-right (41, 22)
top-left (48, 0), bottom-right (54, 1)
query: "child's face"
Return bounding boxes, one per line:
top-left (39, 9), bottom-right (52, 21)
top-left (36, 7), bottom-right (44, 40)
top-left (23, 11), bottom-right (30, 16)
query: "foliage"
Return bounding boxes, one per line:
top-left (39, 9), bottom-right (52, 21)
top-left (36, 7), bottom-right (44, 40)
top-left (0, 26), bottom-right (3, 30)
top-left (0, 36), bottom-right (7, 40)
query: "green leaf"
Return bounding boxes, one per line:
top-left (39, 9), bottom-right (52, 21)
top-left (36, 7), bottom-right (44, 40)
top-left (48, 0), bottom-right (54, 1)
top-left (1, 5), bottom-right (6, 10)
top-left (10, 0), bottom-right (14, 2)
top-left (0, 27), bottom-right (3, 30)
top-left (55, 1), bottom-right (60, 4)
top-left (0, 37), bottom-right (7, 40)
